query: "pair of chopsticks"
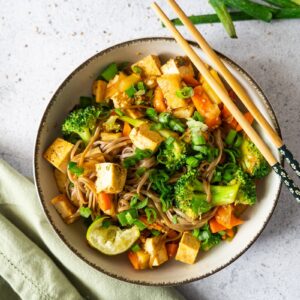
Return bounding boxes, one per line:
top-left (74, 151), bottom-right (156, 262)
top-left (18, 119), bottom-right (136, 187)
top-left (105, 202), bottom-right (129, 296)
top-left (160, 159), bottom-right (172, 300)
top-left (152, 0), bottom-right (300, 202)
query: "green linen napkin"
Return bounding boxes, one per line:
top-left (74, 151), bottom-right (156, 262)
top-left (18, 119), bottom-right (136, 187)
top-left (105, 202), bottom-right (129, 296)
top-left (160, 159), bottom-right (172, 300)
top-left (0, 159), bottom-right (184, 300)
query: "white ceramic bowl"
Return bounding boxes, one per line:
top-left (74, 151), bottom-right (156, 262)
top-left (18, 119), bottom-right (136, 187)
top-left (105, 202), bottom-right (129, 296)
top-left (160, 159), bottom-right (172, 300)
top-left (34, 37), bottom-right (282, 286)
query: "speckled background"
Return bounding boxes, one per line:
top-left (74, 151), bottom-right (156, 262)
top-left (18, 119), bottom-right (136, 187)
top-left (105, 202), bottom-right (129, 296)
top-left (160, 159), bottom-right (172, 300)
top-left (0, 1), bottom-right (300, 299)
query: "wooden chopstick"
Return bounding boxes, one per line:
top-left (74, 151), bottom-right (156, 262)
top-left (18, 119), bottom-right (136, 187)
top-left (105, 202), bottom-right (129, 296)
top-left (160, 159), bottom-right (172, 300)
top-left (166, 0), bottom-right (300, 181)
top-left (151, 2), bottom-right (300, 202)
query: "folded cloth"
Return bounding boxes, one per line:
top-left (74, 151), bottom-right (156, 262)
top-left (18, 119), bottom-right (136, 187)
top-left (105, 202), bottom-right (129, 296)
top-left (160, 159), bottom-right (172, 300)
top-left (0, 160), bottom-right (184, 300)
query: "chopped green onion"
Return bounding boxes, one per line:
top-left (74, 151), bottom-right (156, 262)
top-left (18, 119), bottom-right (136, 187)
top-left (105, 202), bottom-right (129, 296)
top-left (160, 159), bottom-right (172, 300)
top-left (130, 194), bottom-right (139, 208)
top-left (218, 230), bottom-right (226, 236)
top-left (176, 86), bottom-right (194, 99)
top-left (193, 111), bottom-right (205, 122)
top-left (114, 108), bottom-right (124, 116)
top-left (100, 63), bottom-right (118, 81)
top-left (102, 220), bottom-right (112, 228)
top-left (117, 208), bottom-right (138, 226)
top-left (133, 220), bottom-right (147, 231)
top-left (234, 134), bottom-right (243, 148)
top-left (186, 156), bottom-right (200, 168)
top-left (151, 229), bottom-right (161, 236)
top-left (150, 123), bottom-right (164, 131)
top-left (192, 228), bottom-right (200, 238)
top-left (137, 81), bottom-right (146, 91)
top-left (145, 108), bottom-right (158, 121)
top-left (125, 85), bottom-right (137, 98)
top-left (135, 198), bottom-right (149, 209)
top-left (192, 145), bottom-right (209, 154)
top-left (131, 243), bottom-right (141, 252)
top-left (79, 96), bottom-right (92, 108)
top-left (68, 161), bottom-right (84, 176)
top-left (131, 65), bottom-right (142, 74)
top-left (169, 119), bottom-right (185, 133)
top-left (165, 136), bottom-right (175, 145)
top-left (125, 212), bottom-right (135, 225)
top-left (158, 112), bottom-right (171, 124)
top-left (225, 129), bottom-right (237, 145)
top-left (79, 206), bottom-right (91, 218)
top-left (145, 207), bottom-right (157, 223)
top-left (192, 134), bottom-right (206, 146)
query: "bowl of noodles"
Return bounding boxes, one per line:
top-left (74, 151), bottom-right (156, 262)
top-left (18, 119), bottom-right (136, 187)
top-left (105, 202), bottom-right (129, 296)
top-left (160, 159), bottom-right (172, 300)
top-left (34, 37), bottom-right (282, 285)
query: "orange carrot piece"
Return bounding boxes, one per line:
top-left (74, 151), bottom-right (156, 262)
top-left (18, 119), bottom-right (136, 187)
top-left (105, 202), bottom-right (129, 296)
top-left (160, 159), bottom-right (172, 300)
top-left (122, 122), bottom-right (132, 137)
top-left (166, 243), bottom-right (178, 258)
top-left (98, 192), bottom-right (112, 211)
top-left (182, 75), bottom-right (199, 87)
top-left (230, 214), bottom-right (244, 228)
top-left (128, 251), bottom-right (139, 270)
top-left (215, 205), bottom-right (244, 229)
top-left (226, 228), bottom-right (235, 238)
top-left (139, 215), bottom-right (164, 231)
top-left (236, 112), bottom-right (254, 132)
top-left (192, 86), bottom-right (221, 129)
top-left (153, 87), bottom-right (167, 112)
top-left (209, 218), bottom-right (227, 233)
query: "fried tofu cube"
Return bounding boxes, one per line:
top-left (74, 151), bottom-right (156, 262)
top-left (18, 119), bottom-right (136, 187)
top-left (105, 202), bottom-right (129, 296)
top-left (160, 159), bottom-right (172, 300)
top-left (132, 55), bottom-right (162, 77)
top-left (54, 169), bottom-right (67, 194)
top-left (144, 236), bottom-right (168, 267)
top-left (100, 132), bottom-right (122, 141)
top-left (157, 74), bottom-right (187, 109)
top-left (128, 250), bottom-right (150, 270)
top-left (105, 72), bottom-right (127, 99)
top-left (111, 92), bottom-right (134, 108)
top-left (129, 123), bottom-right (164, 152)
top-left (43, 138), bottom-right (73, 173)
top-left (175, 232), bottom-right (200, 264)
top-left (161, 56), bottom-right (194, 78)
top-left (92, 80), bottom-right (107, 102)
top-left (51, 194), bottom-right (78, 224)
top-left (95, 163), bottom-right (127, 193)
top-left (172, 105), bottom-right (195, 119)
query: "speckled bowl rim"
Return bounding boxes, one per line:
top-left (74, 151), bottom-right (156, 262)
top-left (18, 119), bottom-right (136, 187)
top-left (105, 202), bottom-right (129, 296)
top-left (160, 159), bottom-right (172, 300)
top-left (33, 37), bottom-right (283, 286)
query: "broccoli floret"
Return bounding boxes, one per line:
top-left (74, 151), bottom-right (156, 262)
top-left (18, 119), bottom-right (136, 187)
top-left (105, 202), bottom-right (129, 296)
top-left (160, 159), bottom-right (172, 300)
top-left (239, 136), bottom-right (271, 179)
top-left (229, 168), bottom-right (257, 206)
top-left (102, 115), bottom-right (121, 132)
top-left (174, 170), bottom-right (240, 219)
top-left (157, 131), bottom-right (188, 172)
top-left (62, 106), bottom-right (102, 144)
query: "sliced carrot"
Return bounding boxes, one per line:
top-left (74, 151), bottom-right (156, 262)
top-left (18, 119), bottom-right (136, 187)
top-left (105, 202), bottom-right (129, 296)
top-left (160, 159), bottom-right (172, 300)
top-left (182, 75), bottom-right (199, 87)
top-left (98, 192), bottom-right (112, 211)
top-left (209, 218), bottom-right (227, 233)
top-left (128, 251), bottom-right (140, 270)
top-left (236, 112), bottom-right (254, 132)
top-left (192, 86), bottom-right (221, 129)
top-left (226, 228), bottom-right (235, 238)
top-left (139, 215), bottom-right (164, 231)
top-left (153, 87), bottom-right (167, 113)
top-left (166, 243), bottom-right (178, 258)
top-left (122, 122), bottom-right (132, 137)
top-left (215, 205), bottom-right (244, 229)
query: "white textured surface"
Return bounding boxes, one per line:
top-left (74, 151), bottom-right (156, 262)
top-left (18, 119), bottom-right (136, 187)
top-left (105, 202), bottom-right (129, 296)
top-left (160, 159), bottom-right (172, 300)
top-left (0, 1), bottom-right (300, 299)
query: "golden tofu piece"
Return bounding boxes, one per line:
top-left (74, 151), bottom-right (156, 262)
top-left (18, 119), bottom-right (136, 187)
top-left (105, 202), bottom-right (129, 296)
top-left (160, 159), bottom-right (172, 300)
top-left (161, 56), bottom-right (194, 77)
top-left (175, 232), bottom-right (200, 264)
top-left (43, 138), bottom-right (73, 173)
top-left (125, 108), bottom-right (145, 119)
top-left (100, 132), bottom-right (123, 141)
top-left (111, 92), bottom-right (134, 109)
top-left (157, 74), bottom-right (187, 109)
top-left (144, 236), bottom-right (168, 267)
top-left (129, 123), bottom-right (164, 152)
top-left (92, 80), bottom-right (107, 102)
top-left (51, 194), bottom-right (78, 224)
top-left (132, 55), bottom-right (162, 77)
top-left (54, 169), bottom-right (67, 194)
top-left (172, 105), bottom-right (195, 119)
top-left (95, 163), bottom-right (127, 193)
top-left (105, 72), bottom-right (127, 99)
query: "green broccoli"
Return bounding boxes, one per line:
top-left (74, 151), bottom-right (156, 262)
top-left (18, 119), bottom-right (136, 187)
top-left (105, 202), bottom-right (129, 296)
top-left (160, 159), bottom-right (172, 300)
top-left (157, 130), bottom-right (188, 172)
top-left (229, 167), bottom-right (257, 206)
top-left (239, 136), bottom-right (271, 179)
top-left (62, 106), bottom-right (102, 144)
top-left (102, 115), bottom-right (121, 132)
top-left (174, 169), bottom-right (240, 219)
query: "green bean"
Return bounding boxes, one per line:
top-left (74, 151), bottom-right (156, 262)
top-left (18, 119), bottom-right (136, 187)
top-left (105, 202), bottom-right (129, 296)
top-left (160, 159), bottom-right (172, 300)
top-left (209, 0), bottom-right (237, 38)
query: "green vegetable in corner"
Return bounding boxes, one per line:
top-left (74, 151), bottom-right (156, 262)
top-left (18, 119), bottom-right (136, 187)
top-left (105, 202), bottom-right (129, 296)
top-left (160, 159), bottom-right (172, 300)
top-left (239, 136), bottom-right (271, 179)
top-left (99, 62), bottom-right (118, 81)
top-left (62, 105), bottom-right (103, 144)
top-left (209, 0), bottom-right (237, 38)
top-left (174, 169), bottom-right (240, 219)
